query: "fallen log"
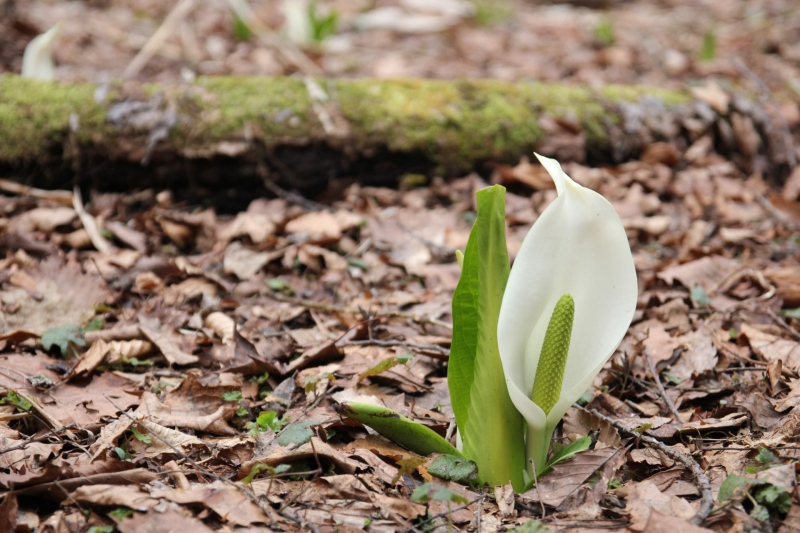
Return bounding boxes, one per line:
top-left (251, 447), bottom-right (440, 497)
top-left (0, 75), bottom-right (788, 194)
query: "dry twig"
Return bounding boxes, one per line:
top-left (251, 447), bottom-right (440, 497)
top-left (576, 405), bottom-right (714, 526)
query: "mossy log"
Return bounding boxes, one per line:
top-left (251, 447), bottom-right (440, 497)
top-left (0, 74), bottom-right (787, 193)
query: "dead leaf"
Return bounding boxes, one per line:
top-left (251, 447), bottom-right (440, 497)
top-left (624, 480), bottom-right (696, 531)
top-left (139, 324), bottom-right (199, 365)
top-left (657, 255), bottom-right (740, 292)
top-left (69, 484), bottom-right (159, 511)
top-left (153, 480), bottom-right (274, 525)
top-left (116, 508), bottom-right (215, 533)
top-left (135, 374), bottom-right (239, 435)
top-left (519, 447), bottom-right (621, 508)
top-left (741, 323), bottom-right (800, 370)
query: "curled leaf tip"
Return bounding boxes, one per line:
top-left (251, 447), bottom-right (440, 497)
top-left (531, 293), bottom-right (574, 415)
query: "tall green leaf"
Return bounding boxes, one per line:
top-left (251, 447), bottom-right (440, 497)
top-left (448, 185), bottom-right (525, 490)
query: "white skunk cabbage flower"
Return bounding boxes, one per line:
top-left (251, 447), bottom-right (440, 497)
top-left (282, 0), bottom-right (313, 45)
top-left (497, 153), bottom-right (638, 476)
top-left (22, 22), bottom-right (63, 80)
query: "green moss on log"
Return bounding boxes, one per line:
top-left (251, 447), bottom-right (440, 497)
top-left (0, 74), bottom-right (694, 171)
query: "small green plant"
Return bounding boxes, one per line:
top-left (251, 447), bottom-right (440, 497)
top-left (107, 507), bottom-right (134, 520)
top-left (718, 475), bottom-right (791, 522)
top-left (1, 390), bottom-right (32, 412)
top-left (130, 425), bottom-right (151, 444)
top-left (246, 411), bottom-right (288, 435)
top-left (593, 17), bottom-right (615, 48)
top-left (241, 463), bottom-right (291, 484)
top-left (308, 1), bottom-right (338, 43)
top-left (222, 390), bottom-right (243, 402)
top-left (690, 285), bottom-right (711, 307)
top-left (699, 30), bottom-right (716, 62)
top-left (338, 155), bottom-right (636, 491)
top-left (471, 0), bottom-right (511, 26)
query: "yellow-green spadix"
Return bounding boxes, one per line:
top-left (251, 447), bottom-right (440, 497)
top-left (497, 154), bottom-right (638, 476)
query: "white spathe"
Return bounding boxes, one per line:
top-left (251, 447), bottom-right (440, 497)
top-left (22, 22), bottom-right (63, 80)
top-left (497, 153), bottom-right (638, 475)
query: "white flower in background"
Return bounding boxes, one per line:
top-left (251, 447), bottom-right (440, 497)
top-left (22, 22), bottom-right (63, 80)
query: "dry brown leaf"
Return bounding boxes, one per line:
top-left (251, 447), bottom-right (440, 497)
top-left (135, 374), bottom-right (238, 435)
top-left (69, 484), bottom-right (159, 511)
top-left (108, 339), bottom-right (155, 360)
top-left (741, 323), bottom-right (800, 370)
top-left (285, 210), bottom-right (362, 243)
top-left (218, 211), bottom-right (277, 245)
top-left (86, 414), bottom-right (134, 462)
top-left (223, 241), bottom-right (271, 280)
top-left (153, 480), bottom-right (275, 525)
top-left (139, 324), bottom-right (199, 365)
top-left (623, 480), bottom-right (696, 531)
top-left (205, 311), bottom-right (235, 343)
top-left (116, 508), bottom-right (215, 533)
top-left (764, 266), bottom-right (800, 306)
top-left (10, 207), bottom-right (77, 233)
top-left (73, 339), bottom-right (111, 376)
top-left (657, 255), bottom-right (740, 291)
top-left (130, 419), bottom-right (205, 458)
top-left (241, 437), bottom-right (361, 479)
top-left (519, 447), bottom-right (621, 508)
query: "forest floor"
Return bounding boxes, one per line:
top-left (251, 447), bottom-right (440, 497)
top-left (2, 1), bottom-right (800, 532)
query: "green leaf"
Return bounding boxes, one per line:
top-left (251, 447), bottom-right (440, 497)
top-left (130, 425), bottom-right (151, 444)
top-left (335, 402), bottom-right (462, 457)
top-left (87, 526), bottom-right (114, 533)
top-left (699, 30), bottom-right (716, 62)
top-left (266, 278), bottom-right (290, 292)
top-left (428, 455), bottom-right (478, 485)
top-left (544, 436), bottom-right (591, 470)
top-left (392, 456), bottom-right (427, 484)
top-left (41, 324), bottom-right (86, 356)
top-left (506, 520), bottom-right (552, 533)
top-left (222, 390), bottom-right (243, 401)
top-left (754, 484), bottom-right (791, 514)
top-left (718, 474), bottom-right (750, 502)
top-left (250, 411), bottom-right (288, 434)
top-left (690, 285), bottom-right (711, 307)
top-left (1, 391), bottom-right (32, 411)
top-left (358, 354), bottom-right (413, 382)
top-left (241, 463), bottom-right (291, 484)
top-left (347, 257), bottom-right (369, 271)
top-left (754, 446), bottom-right (779, 465)
top-left (411, 482), bottom-right (468, 504)
top-left (750, 503), bottom-right (770, 522)
top-left (114, 447), bottom-right (132, 462)
top-left (781, 307), bottom-right (800, 319)
top-left (448, 185), bottom-right (525, 490)
top-left (277, 420), bottom-right (318, 446)
top-left (84, 317), bottom-right (104, 331)
top-left (107, 507), bottom-right (134, 520)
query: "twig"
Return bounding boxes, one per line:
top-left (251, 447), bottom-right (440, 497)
top-left (643, 350), bottom-right (686, 424)
top-left (576, 406), bottom-right (713, 526)
top-left (755, 192), bottom-right (798, 229)
top-left (265, 292), bottom-right (453, 330)
top-left (400, 496), bottom-right (484, 533)
top-left (0, 179), bottom-right (72, 205)
top-left (0, 423), bottom-right (78, 456)
top-left (123, 0), bottom-right (197, 79)
top-left (73, 186), bottom-right (113, 254)
top-left (343, 339), bottom-right (450, 358)
top-left (733, 57), bottom-right (797, 169)
top-left (765, 307), bottom-right (800, 341)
